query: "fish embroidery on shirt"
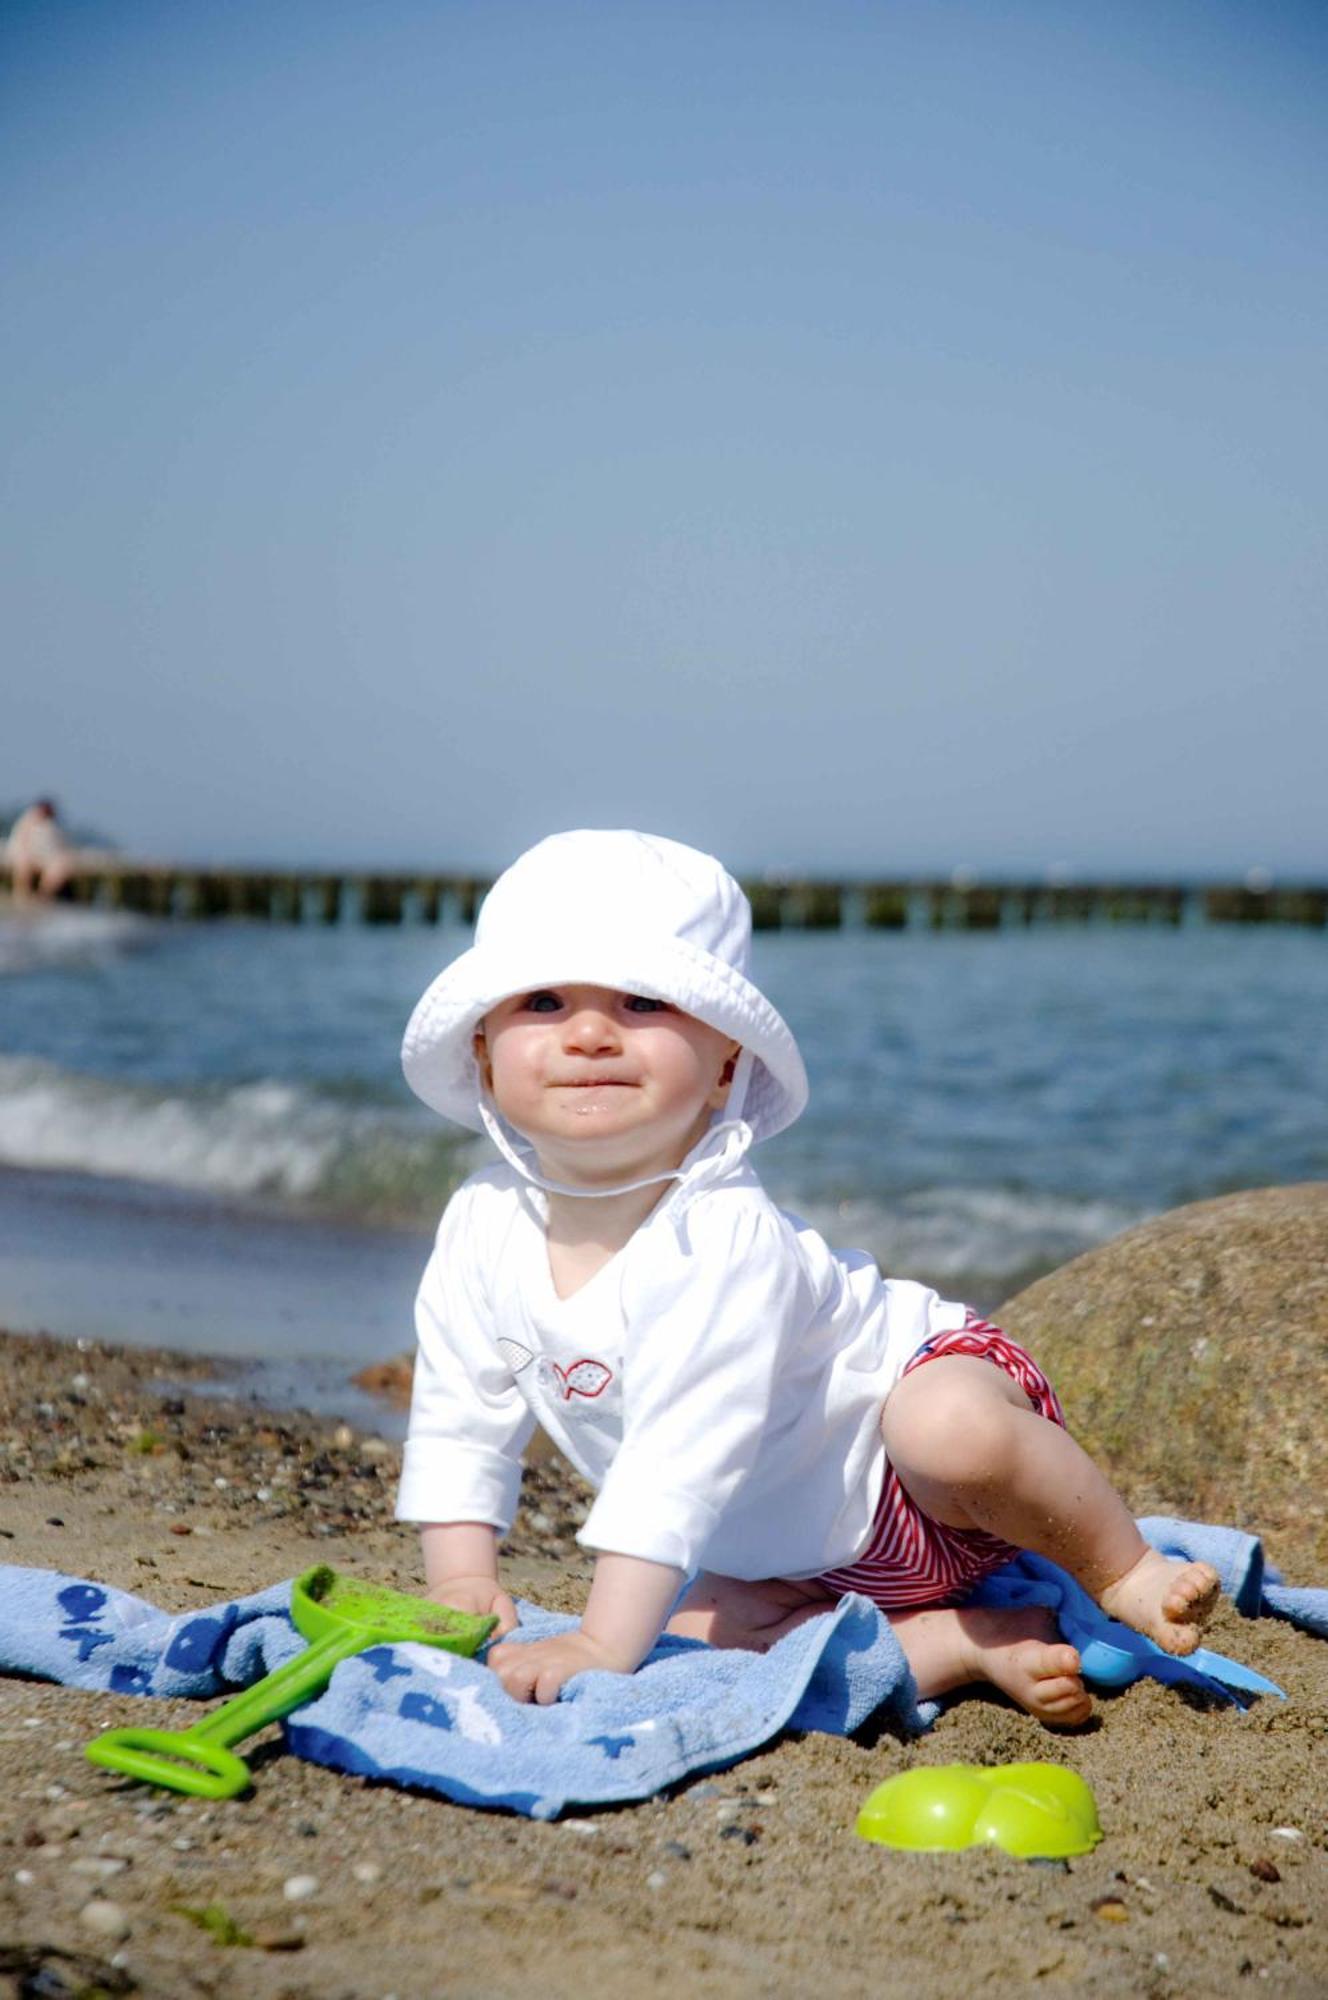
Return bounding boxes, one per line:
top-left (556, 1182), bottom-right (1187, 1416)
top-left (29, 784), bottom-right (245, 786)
top-left (497, 1338), bottom-right (534, 1375)
top-left (535, 1356), bottom-right (614, 1402)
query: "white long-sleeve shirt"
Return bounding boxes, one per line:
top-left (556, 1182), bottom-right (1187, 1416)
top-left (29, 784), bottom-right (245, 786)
top-left (396, 1158), bottom-right (970, 1579)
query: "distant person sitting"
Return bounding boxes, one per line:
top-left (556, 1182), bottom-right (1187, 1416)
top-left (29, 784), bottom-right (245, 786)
top-left (5, 798), bottom-right (77, 903)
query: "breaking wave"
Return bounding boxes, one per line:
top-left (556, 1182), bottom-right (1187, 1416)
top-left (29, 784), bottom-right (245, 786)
top-left (0, 1055), bottom-right (477, 1226)
top-left (784, 1184), bottom-right (1142, 1308)
top-left (0, 1053), bottom-right (1137, 1297)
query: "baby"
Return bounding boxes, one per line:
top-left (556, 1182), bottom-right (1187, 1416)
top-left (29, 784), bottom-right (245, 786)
top-left (396, 830), bottom-right (1218, 1719)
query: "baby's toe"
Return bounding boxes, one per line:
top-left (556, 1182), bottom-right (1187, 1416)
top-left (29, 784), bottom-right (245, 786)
top-left (1165, 1562), bottom-right (1220, 1623)
top-left (1036, 1644), bottom-right (1083, 1683)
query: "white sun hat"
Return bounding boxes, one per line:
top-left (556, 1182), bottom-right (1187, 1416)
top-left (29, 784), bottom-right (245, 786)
top-left (401, 829), bottom-right (808, 1150)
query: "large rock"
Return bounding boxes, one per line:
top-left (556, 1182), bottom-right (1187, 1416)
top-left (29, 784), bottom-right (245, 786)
top-left (998, 1184), bottom-right (1328, 1574)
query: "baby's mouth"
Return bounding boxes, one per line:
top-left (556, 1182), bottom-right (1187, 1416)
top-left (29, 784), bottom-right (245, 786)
top-left (548, 1080), bottom-right (636, 1096)
top-left (550, 1077), bottom-right (635, 1088)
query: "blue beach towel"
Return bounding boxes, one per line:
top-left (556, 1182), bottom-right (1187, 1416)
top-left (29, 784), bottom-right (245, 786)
top-left (0, 1518), bottom-right (1323, 1820)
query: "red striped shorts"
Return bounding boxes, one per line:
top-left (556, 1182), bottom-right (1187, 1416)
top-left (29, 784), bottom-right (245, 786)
top-left (811, 1316), bottom-right (1066, 1613)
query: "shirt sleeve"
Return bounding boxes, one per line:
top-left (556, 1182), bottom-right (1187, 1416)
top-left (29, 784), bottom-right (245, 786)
top-left (395, 1184), bottom-right (536, 1530)
top-left (578, 1195), bottom-right (810, 1573)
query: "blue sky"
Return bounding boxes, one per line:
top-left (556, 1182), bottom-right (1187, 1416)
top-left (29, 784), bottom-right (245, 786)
top-left (4, 0), bottom-right (1325, 876)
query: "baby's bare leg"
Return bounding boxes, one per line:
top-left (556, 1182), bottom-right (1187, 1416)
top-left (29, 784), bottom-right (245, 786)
top-left (882, 1357), bottom-right (1219, 1655)
top-left (666, 1572), bottom-right (834, 1652)
top-left (669, 1571), bottom-right (1092, 1723)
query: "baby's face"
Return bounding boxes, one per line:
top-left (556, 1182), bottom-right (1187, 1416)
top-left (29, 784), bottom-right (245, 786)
top-left (474, 984), bottom-right (740, 1188)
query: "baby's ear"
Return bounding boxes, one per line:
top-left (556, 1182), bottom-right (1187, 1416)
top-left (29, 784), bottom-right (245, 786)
top-left (472, 1026), bottom-right (492, 1085)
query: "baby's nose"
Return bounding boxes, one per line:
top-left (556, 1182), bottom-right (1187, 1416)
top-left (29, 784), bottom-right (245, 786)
top-left (564, 1006), bottom-right (620, 1052)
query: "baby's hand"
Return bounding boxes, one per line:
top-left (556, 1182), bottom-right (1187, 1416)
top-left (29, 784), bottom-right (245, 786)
top-left (487, 1629), bottom-right (631, 1705)
top-left (427, 1575), bottom-right (519, 1639)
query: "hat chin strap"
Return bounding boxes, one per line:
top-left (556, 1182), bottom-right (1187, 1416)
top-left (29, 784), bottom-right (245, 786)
top-left (478, 1049), bottom-right (755, 1200)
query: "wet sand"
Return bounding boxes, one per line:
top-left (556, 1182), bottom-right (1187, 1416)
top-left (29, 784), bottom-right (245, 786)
top-left (1, 1328), bottom-right (1325, 2000)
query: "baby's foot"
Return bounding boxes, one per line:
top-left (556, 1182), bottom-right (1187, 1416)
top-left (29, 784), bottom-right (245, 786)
top-left (1098, 1550), bottom-right (1220, 1656)
top-left (956, 1606), bottom-right (1092, 1726)
top-left (892, 1604), bottom-right (1092, 1727)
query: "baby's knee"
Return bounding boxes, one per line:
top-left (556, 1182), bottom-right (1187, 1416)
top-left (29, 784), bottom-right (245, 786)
top-left (882, 1361), bottom-right (1026, 1487)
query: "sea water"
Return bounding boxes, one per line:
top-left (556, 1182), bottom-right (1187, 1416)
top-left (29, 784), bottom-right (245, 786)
top-left (1, 905), bottom-right (1324, 1414)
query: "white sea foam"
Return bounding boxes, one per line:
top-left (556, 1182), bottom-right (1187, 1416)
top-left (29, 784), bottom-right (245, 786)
top-left (788, 1184), bottom-right (1142, 1300)
top-left (0, 907), bottom-right (153, 975)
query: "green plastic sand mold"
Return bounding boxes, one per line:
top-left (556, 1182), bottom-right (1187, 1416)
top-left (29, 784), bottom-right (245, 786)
top-left (856, 1762), bottom-right (1102, 1859)
top-left (84, 1565), bottom-right (498, 1800)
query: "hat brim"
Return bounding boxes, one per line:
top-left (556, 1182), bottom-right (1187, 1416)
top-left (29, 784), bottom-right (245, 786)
top-left (401, 929), bottom-right (807, 1143)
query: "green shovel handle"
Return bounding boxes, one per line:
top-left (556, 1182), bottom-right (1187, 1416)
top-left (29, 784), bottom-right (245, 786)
top-left (84, 1728), bottom-right (255, 1800)
top-left (84, 1626), bottom-right (359, 1796)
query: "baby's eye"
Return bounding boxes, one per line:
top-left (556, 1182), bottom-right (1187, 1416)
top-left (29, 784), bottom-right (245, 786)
top-left (623, 995), bottom-right (668, 1013)
top-left (524, 991), bottom-right (564, 1013)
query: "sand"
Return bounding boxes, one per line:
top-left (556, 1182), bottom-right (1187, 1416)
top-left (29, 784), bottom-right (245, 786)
top-left (1, 1328), bottom-right (1325, 2000)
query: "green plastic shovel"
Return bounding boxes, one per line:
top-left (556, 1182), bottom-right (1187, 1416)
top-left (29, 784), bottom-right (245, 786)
top-left (85, 1565), bottom-right (498, 1799)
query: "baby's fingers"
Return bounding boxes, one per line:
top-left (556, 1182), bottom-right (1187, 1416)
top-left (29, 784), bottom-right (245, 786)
top-left (488, 1593), bottom-right (520, 1640)
top-left (487, 1642), bottom-right (539, 1703)
top-left (531, 1664), bottom-right (571, 1706)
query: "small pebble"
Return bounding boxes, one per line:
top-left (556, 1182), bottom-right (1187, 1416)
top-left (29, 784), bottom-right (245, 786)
top-left (70, 1373), bottom-right (91, 1393)
top-left (1249, 1858), bottom-right (1281, 1884)
top-left (45, 1784), bottom-right (67, 1802)
top-left (169, 1524), bottom-right (192, 1537)
top-left (22, 1718), bottom-right (43, 1730)
top-left (333, 1424), bottom-right (354, 1448)
top-left (80, 1898), bottom-right (131, 1941)
top-left (251, 1922), bottom-right (307, 1952)
top-left (297, 1820), bottom-right (319, 1838)
top-left (353, 1861), bottom-right (383, 1884)
top-left (1090, 1896), bottom-right (1129, 1923)
top-left (283, 1873), bottom-right (319, 1902)
top-left (661, 1841), bottom-right (692, 1861)
top-left (255, 1487), bottom-right (272, 1502)
top-left (1270, 1827), bottom-right (1303, 1842)
top-left (213, 1476), bottom-right (229, 1490)
top-left (45, 1517), bottom-right (64, 1528)
top-left (14, 1869), bottom-right (34, 1886)
top-left (645, 1870), bottom-right (668, 1891)
top-left (71, 1856), bottom-right (129, 1879)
